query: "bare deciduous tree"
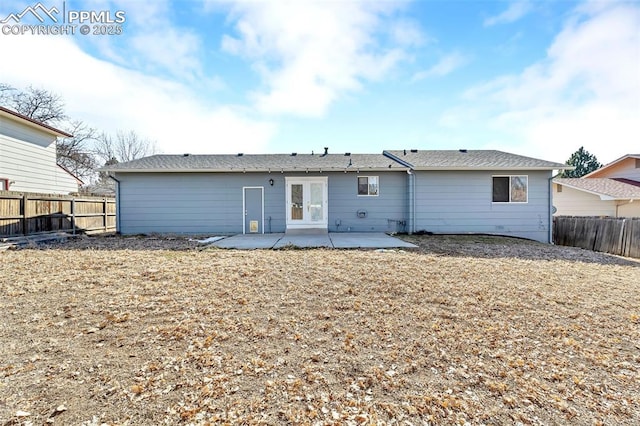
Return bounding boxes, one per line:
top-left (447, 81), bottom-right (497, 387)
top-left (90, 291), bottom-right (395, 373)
top-left (57, 120), bottom-right (99, 182)
top-left (2, 83), bottom-right (158, 192)
top-left (0, 83), bottom-right (14, 105)
top-left (95, 130), bottom-right (158, 163)
top-left (6, 85), bottom-right (67, 124)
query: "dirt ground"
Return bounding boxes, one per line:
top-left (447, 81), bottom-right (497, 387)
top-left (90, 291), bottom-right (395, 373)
top-left (0, 234), bottom-right (638, 425)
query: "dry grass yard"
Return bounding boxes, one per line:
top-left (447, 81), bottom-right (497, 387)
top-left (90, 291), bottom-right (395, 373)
top-left (0, 235), bottom-right (638, 425)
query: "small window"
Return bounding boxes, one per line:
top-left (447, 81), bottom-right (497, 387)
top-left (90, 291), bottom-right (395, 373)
top-left (357, 176), bottom-right (378, 196)
top-left (635, 158), bottom-right (640, 168)
top-left (556, 184), bottom-right (562, 193)
top-left (0, 178), bottom-right (8, 191)
top-left (493, 176), bottom-right (528, 203)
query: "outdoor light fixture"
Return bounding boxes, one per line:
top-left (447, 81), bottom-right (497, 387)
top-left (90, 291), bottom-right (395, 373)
top-left (269, 178), bottom-right (274, 186)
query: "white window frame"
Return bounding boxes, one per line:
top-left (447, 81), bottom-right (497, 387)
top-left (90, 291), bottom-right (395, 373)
top-left (357, 175), bottom-right (379, 197)
top-left (492, 175), bottom-right (528, 203)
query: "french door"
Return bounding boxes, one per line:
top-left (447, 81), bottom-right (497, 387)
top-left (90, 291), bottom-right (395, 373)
top-left (285, 177), bottom-right (328, 229)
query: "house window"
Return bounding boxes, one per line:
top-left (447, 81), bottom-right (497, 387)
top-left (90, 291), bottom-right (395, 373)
top-left (493, 176), bottom-right (528, 203)
top-left (636, 158), bottom-right (640, 168)
top-left (358, 176), bottom-right (379, 196)
top-left (0, 178), bottom-right (8, 191)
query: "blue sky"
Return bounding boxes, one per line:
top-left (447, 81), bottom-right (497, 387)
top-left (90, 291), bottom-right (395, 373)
top-left (0, 0), bottom-right (638, 164)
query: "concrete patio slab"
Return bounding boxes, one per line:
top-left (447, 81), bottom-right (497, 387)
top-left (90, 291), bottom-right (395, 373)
top-left (212, 233), bottom-right (284, 249)
top-left (273, 233), bottom-right (333, 248)
top-left (206, 232), bottom-right (417, 249)
top-left (330, 232), bottom-right (417, 249)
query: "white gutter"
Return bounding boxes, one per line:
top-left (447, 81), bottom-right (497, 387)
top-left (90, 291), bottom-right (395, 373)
top-left (101, 167), bottom-right (409, 173)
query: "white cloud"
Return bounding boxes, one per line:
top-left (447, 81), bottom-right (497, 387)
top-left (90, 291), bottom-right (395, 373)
top-left (76, 0), bottom-right (204, 81)
top-left (484, 1), bottom-right (532, 27)
top-left (389, 18), bottom-right (430, 47)
top-left (467, 2), bottom-right (640, 163)
top-left (0, 35), bottom-right (276, 155)
top-left (218, 0), bottom-right (419, 117)
top-left (128, 28), bottom-right (203, 80)
top-left (412, 51), bottom-right (470, 81)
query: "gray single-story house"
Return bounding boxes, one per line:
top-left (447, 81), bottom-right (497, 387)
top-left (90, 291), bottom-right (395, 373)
top-left (103, 149), bottom-right (567, 242)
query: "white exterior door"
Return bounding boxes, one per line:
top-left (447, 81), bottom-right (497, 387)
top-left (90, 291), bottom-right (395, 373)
top-left (285, 177), bottom-right (328, 229)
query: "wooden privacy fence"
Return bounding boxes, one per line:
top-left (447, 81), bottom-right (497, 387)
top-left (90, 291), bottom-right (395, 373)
top-left (553, 216), bottom-right (640, 259)
top-left (0, 191), bottom-right (116, 237)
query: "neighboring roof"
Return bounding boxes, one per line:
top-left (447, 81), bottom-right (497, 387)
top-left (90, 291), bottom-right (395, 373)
top-left (0, 105), bottom-right (73, 138)
top-left (383, 149), bottom-right (569, 170)
top-left (584, 154), bottom-right (640, 178)
top-left (554, 178), bottom-right (640, 200)
top-left (101, 153), bottom-right (407, 173)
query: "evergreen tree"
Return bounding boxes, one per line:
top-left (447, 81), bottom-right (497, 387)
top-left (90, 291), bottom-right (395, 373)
top-left (561, 147), bottom-right (602, 177)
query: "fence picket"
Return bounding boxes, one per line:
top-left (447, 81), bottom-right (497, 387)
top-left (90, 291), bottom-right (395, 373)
top-left (1, 191), bottom-right (116, 238)
top-left (553, 216), bottom-right (639, 259)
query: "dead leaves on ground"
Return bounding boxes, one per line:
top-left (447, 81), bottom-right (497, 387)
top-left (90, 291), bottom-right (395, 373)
top-left (0, 236), bottom-right (638, 425)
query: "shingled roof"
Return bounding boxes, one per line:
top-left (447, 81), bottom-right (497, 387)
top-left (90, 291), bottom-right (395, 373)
top-left (554, 178), bottom-right (640, 200)
top-left (103, 149), bottom-right (569, 173)
top-left (383, 149), bottom-right (568, 170)
top-left (101, 153), bottom-right (406, 173)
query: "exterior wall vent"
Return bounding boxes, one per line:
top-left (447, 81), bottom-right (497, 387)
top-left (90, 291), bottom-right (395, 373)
top-left (410, 149), bottom-right (418, 153)
top-left (237, 153), bottom-right (243, 156)
top-left (459, 149), bottom-right (468, 153)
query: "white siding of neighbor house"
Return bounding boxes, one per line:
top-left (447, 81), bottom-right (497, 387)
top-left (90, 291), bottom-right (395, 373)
top-left (553, 184), bottom-right (640, 218)
top-left (590, 157), bottom-right (640, 180)
top-left (114, 171), bottom-right (408, 235)
top-left (617, 202), bottom-right (640, 217)
top-left (0, 115), bottom-right (78, 194)
top-left (552, 184), bottom-right (617, 217)
top-left (413, 170), bottom-right (552, 242)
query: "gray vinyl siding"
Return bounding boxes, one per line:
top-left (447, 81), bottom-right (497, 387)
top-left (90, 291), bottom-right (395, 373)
top-left (115, 169), bottom-right (552, 241)
top-left (115, 171), bottom-right (407, 235)
top-left (327, 172), bottom-right (407, 232)
top-left (0, 115), bottom-right (78, 194)
top-left (413, 170), bottom-right (552, 242)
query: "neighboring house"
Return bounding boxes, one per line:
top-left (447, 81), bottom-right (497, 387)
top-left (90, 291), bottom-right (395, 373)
top-left (0, 106), bottom-right (81, 194)
top-left (553, 154), bottom-right (640, 218)
top-left (103, 149), bottom-right (566, 242)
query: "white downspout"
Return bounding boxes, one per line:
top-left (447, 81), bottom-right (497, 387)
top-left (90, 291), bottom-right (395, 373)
top-left (548, 173), bottom-right (559, 244)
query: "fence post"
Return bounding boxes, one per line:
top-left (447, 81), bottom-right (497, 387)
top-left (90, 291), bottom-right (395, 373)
top-left (71, 198), bottom-right (76, 235)
top-left (21, 193), bottom-right (27, 236)
top-left (103, 198), bottom-right (107, 232)
top-left (617, 218), bottom-right (626, 255)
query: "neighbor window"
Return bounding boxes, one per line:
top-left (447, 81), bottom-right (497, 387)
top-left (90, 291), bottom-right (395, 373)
top-left (358, 176), bottom-right (379, 196)
top-left (493, 176), bottom-right (528, 203)
top-left (0, 178), bottom-right (7, 191)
